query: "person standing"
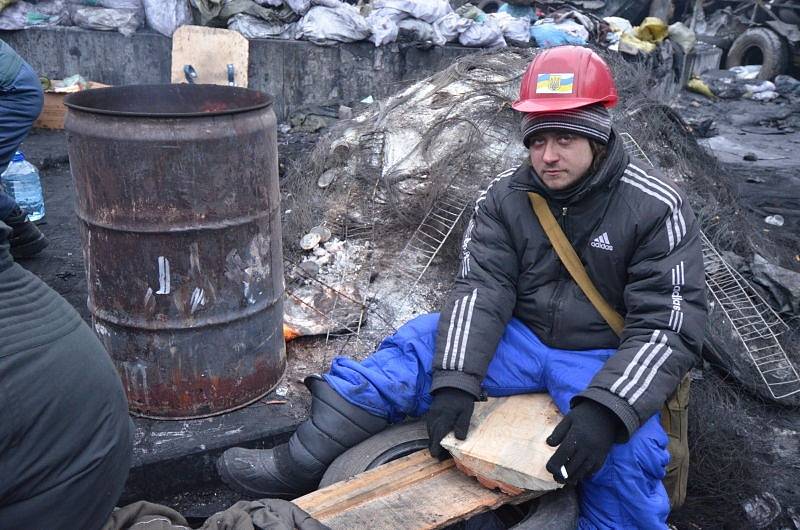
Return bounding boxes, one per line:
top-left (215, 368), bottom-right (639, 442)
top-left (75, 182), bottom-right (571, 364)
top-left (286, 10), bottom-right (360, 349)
top-left (0, 38), bottom-right (47, 258)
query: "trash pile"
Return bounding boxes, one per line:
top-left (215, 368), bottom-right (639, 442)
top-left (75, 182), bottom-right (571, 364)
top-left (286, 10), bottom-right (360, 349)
top-left (281, 48), bottom-right (531, 342)
top-left (0, 0), bottom-right (702, 57)
top-left (0, 0), bottom-right (192, 36)
top-left (675, 1), bottom-right (800, 100)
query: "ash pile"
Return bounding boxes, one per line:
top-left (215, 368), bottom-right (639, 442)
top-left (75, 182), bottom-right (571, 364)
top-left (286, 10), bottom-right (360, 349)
top-left (279, 47), bottom-right (800, 528)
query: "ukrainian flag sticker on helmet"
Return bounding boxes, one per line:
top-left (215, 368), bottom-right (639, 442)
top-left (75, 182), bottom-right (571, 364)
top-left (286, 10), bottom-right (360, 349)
top-left (535, 73), bottom-right (575, 94)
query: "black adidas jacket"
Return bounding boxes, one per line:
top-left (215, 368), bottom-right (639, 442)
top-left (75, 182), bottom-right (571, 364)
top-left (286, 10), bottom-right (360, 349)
top-left (431, 131), bottom-right (707, 439)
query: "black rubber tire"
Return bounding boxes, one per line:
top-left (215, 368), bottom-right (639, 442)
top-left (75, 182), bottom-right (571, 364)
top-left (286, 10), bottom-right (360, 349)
top-left (319, 421), bottom-right (430, 488)
top-left (513, 488), bottom-right (579, 530)
top-left (725, 27), bottom-right (790, 80)
top-left (477, 0), bottom-right (504, 13)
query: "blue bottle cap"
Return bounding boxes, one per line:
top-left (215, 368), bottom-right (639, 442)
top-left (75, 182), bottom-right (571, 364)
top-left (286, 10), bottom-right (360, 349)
top-left (11, 151), bottom-right (25, 162)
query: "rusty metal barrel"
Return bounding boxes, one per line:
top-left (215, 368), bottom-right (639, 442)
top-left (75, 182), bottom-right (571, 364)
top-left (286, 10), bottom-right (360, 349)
top-left (64, 84), bottom-right (285, 419)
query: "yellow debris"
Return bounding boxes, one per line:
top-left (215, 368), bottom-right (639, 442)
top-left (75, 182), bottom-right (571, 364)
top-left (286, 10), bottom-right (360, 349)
top-left (635, 17), bottom-right (669, 43)
top-left (687, 78), bottom-right (716, 99)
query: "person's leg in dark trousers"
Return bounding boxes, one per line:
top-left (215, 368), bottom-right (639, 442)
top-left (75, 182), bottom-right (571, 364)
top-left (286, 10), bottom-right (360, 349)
top-left (0, 59), bottom-right (47, 257)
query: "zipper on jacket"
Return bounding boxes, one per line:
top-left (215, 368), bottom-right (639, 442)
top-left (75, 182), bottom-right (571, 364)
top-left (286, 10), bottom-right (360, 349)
top-left (547, 206), bottom-right (569, 341)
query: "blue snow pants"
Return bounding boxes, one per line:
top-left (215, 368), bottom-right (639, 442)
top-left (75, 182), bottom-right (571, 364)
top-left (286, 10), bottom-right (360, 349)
top-left (324, 314), bottom-right (671, 530)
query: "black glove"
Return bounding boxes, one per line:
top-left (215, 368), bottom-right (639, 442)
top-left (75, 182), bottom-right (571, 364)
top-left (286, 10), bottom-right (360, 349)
top-left (425, 387), bottom-right (475, 460)
top-left (545, 400), bottom-right (621, 485)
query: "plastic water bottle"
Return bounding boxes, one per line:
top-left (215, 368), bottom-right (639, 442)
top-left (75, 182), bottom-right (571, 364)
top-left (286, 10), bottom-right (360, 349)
top-left (1, 151), bottom-right (45, 222)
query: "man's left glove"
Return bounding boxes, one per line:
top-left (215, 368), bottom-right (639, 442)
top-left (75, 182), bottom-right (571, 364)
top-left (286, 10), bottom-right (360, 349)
top-left (545, 400), bottom-right (621, 485)
top-left (425, 387), bottom-right (475, 460)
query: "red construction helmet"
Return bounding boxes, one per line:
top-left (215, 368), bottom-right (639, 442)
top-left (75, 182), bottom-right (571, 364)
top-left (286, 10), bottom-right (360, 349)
top-left (512, 46), bottom-right (618, 113)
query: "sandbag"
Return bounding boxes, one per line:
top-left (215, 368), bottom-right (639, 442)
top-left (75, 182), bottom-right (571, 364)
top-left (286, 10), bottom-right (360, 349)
top-left (192, 0), bottom-right (294, 27)
top-left (397, 18), bottom-right (438, 45)
top-left (487, 11), bottom-right (530, 44)
top-left (143, 0), bottom-right (192, 36)
top-left (295, 5), bottom-right (370, 45)
top-left (433, 11), bottom-right (470, 44)
top-left (70, 5), bottom-right (143, 36)
top-left (0, 0), bottom-right (69, 30)
top-left (372, 0), bottom-right (451, 24)
top-left (228, 12), bottom-right (294, 39)
top-left (366, 11), bottom-right (398, 46)
top-left (459, 18), bottom-right (506, 48)
top-left (286, 0), bottom-right (310, 15)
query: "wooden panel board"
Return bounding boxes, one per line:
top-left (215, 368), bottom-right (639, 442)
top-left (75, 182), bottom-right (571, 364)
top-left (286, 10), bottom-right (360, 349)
top-left (34, 82), bottom-right (109, 130)
top-left (170, 26), bottom-right (249, 87)
top-left (294, 450), bottom-right (538, 530)
top-left (441, 394), bottom-right (563, 492)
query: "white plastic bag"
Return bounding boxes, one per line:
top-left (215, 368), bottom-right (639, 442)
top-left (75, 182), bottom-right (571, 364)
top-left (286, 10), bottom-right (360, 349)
top-left (228, 13), bottom-right (294, 39)
top-left (70, 5), bottom-right (143, 36)
top-left (0, 0), bottom-right (69, 30)
top-left (433, 12), bottom-right (469, 43)
top-left (731, 65), bottom-right (762, 80)
top-left (458, 19), bottom-right (506, 48)
top-left (397, 18), bottom-right (438, 45)
top-left (668, 21), bottom-right (695, 54)
top-left (366, 11), bottom-right (398, 46)
top-left (372, 0), bottom-right (451, 24)
top-left (295, 5), bottom-right (370, 45)
top-left (286, 0), bottom-right (311, 15)
top-left (142, 0), bottom-right (193, 36)
top-left (487, 11), bottom-right (529, 43)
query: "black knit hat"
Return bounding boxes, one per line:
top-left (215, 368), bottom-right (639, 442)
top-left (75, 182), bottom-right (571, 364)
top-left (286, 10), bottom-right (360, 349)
top-left (521, 103), bottom-right (612, 146)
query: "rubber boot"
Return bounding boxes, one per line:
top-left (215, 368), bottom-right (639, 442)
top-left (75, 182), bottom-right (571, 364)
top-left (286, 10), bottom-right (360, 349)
top-left (217, 377), bottom-right (388, 499)
top-left (3, 206), bottom-right (47, 259)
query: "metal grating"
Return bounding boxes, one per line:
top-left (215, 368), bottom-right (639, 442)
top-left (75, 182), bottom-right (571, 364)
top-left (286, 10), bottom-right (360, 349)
top-left (393, 194), bottom-right (470, 287)
top-left (620, 132), bottom-right (655, 167)
top-left (702, 233), bottom-right (800, 398)
top-left (621, 131), bottom-right (800, 399)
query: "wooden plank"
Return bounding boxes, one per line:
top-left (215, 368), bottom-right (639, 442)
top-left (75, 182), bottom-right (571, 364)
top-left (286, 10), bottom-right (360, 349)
top-left (294, 450), bottom-right (538, 530)
top-left (170, 26), bottom-right (249, 87)
top-left (441, 394), bottom-right (563, 492)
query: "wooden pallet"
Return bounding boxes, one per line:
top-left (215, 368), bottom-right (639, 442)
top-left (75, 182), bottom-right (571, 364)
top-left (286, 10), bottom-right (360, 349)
top-left (294, 450), bottom-right (538, 530)
top-left (295, 394), bottom-right (563, 529)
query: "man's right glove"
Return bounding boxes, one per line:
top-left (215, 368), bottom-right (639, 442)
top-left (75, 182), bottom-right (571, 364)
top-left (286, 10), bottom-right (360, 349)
top-left (545, 400), bottom-right (621, 485)
top-left (425, 387), bottom-right (475, 460)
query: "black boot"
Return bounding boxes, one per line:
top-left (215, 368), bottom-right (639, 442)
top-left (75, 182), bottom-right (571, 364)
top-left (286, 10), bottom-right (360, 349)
top-left (3, 206), bottom-right (47, 259)
top-left (217, 377), bottom-right (388, 499)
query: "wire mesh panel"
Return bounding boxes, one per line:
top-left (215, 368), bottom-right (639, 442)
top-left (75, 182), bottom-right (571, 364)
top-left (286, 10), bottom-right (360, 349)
top-left (393, 194), bottom-right (470, 284)
top-left (702, 233), bottom-right (800, 399)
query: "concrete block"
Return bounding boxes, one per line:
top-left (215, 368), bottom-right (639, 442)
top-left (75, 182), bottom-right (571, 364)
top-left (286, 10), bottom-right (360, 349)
top-left (2, 26), bottom-right (479, 121)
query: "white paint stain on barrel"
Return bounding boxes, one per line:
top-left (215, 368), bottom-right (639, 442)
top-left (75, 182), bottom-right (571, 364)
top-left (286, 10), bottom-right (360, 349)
top-left (94, 322), bottom-right (111, 337)
top-left (156, 256), bottom-right (171, 294)
top-left (190, 287), bottom-right (206, 314)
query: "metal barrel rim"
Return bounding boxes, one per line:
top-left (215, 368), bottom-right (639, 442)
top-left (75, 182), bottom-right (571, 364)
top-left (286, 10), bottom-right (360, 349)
top-left (64, 83), bottom-right (273, 118)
